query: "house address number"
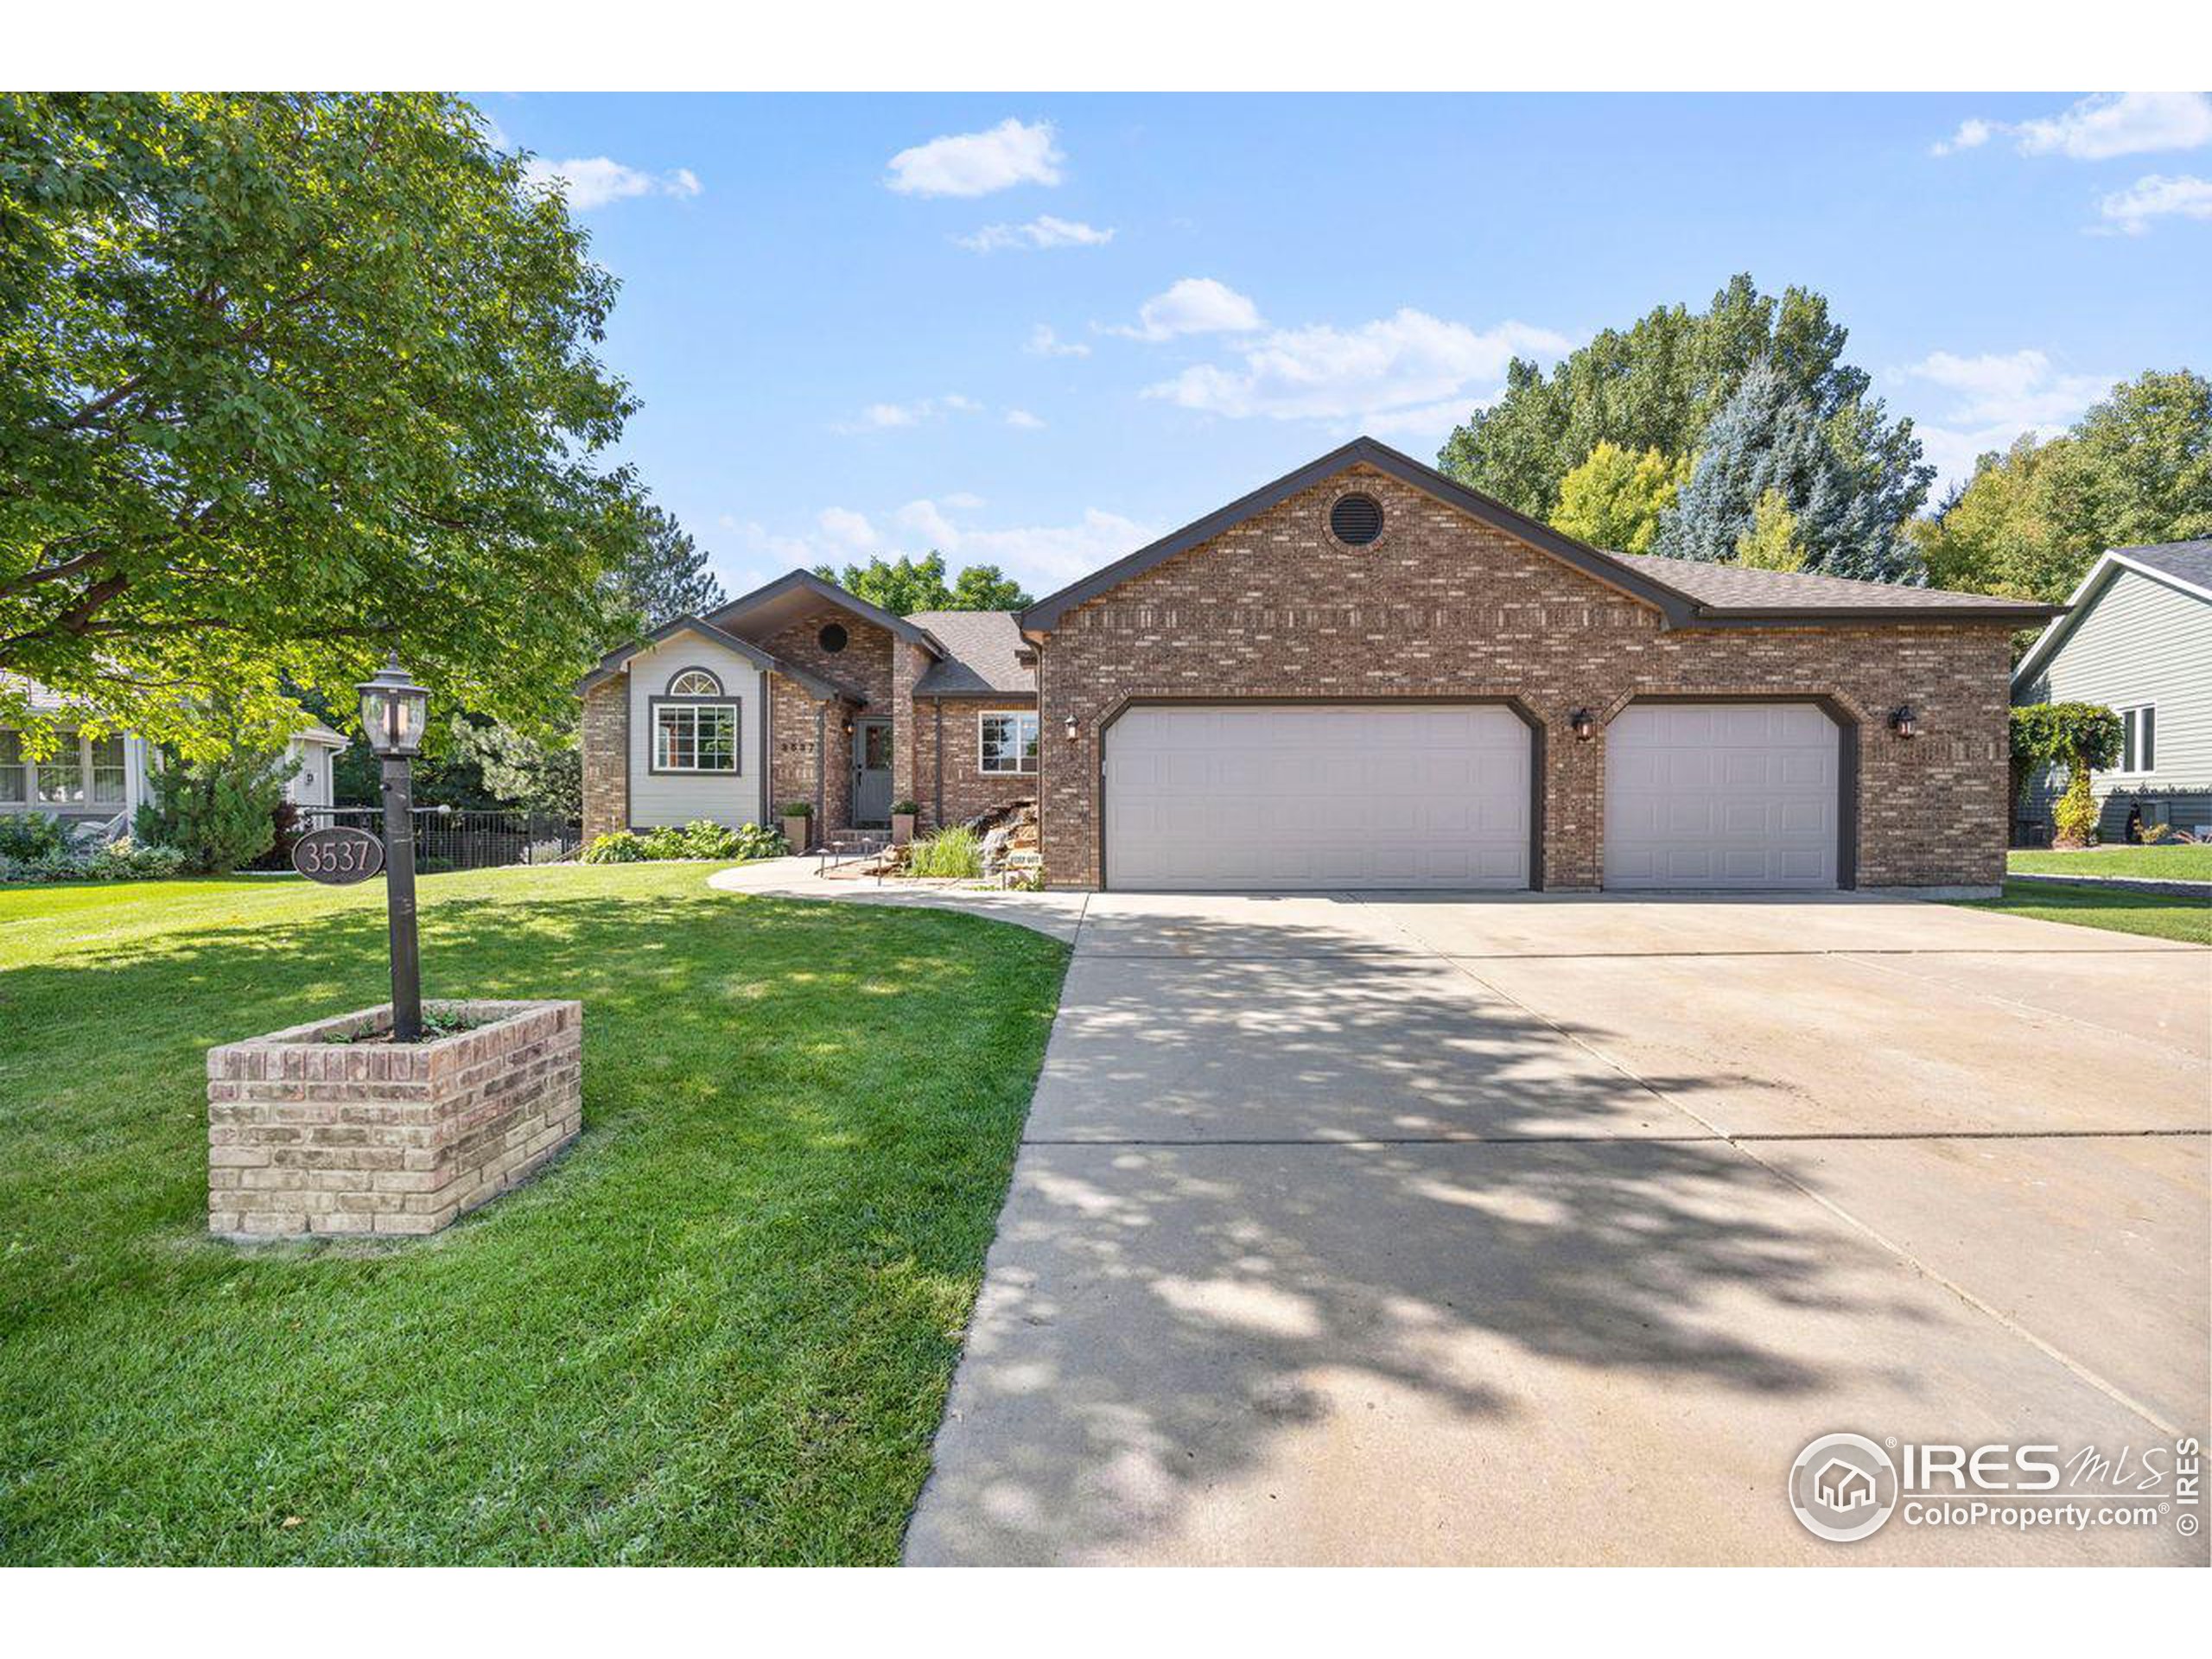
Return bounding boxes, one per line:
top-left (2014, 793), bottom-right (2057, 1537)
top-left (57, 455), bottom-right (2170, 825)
top-left (292, 825), bottom-right (385, 886)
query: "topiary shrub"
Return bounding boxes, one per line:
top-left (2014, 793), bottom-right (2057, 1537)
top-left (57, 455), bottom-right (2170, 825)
top-left (2010, 702), bottom-right (2123, 847)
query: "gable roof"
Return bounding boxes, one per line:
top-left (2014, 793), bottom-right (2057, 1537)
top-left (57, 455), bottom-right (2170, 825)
top-left (1018, 435), bottom-right (2064, 632)
top-left (576, 613), bottom-right (853, 702)
top-left (906, 610), bottom-right (1036, 696)
top-left (2010, 538), bottom-right (2212, 691)
top-left (704, 569), bottom-right (945, 655)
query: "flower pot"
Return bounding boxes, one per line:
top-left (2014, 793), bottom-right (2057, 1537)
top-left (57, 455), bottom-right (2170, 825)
top-left (782, 815), bottom-right (812, 853)
top-left (891, 811), bottom-right (917, 846)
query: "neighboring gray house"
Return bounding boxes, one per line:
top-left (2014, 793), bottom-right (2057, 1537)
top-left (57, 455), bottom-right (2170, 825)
top-left (2010, 538), bottom-right (2212, 842)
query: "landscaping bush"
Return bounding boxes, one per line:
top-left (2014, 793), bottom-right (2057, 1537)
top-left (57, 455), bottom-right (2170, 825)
top-left (135, 741), bottom-right (296, 873)
top-left (0, 817), bottom-right (189, 883)
top-left (2052, 773), bottom-right (2101, 849)
top-left (581, 821), bottom-right (785, 865)
top-left (905, 825), bottom-right (982, 879)
top-left (0, 811), bottom-right (72, 863)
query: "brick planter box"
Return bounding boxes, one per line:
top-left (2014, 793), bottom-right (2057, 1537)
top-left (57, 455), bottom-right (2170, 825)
top-left (207, 1000), bottom-right (582, 1239)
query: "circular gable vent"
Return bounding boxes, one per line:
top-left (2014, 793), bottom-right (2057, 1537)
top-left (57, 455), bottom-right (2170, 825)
top-left (817, 622), bottom-right (849, 653)
top-left (1329, 492), bottom-right (1384, 546)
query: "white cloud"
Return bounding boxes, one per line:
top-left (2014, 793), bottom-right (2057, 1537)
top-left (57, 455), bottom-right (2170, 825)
top-left (2096, 172), bottom-right (2212, 234)
top-left (1145, 308), bottom-right (1569, 428)
top-left (957, 215), bottom-right (1115, 253)
top-left (1108, 277), bottom-right (1265, 341)
top-left (521, 156), bottom-right (702, 211)
top-left (1895, 349), bottom-right (2112, 491)
top-left (1933, 92), bottom-right (2212, 161)
top-left (816, 507), bottom-right (878, 551)
top-left (1027, 323), bottom-right (1090, 358)
top-left (1004, 409), bottom-right (1046, 429)
top-left (885, 118), bottom-right (1062, 198)
top-left (836, 394), bottom-right (983, 433)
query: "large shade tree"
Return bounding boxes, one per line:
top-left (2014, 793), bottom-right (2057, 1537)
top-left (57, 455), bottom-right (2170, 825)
top-left (0, 92), bottom-right (647, 753)
top-left (812, 551), bottom-right (1033, 615)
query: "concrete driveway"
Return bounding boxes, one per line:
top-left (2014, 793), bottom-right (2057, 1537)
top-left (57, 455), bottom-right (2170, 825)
top-left (904, 890), bottom-right (2210, 1566)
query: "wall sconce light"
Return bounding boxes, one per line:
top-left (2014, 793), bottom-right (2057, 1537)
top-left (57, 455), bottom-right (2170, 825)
top-left (1569, 708), bottom-right (1597, 742)
top-left (1064, 715), bottom-right (1079, 742)
top-left (1889, 704), bottom-right (1917, 740)
top-left (841, 716), bottom-right (855, 736)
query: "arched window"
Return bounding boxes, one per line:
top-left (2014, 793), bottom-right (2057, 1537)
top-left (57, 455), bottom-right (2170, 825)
top-left (669, 668), bottom-right (722, 697)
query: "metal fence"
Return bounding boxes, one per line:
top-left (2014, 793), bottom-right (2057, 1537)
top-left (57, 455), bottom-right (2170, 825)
top-left (301, 807), bottom-right (583, 871)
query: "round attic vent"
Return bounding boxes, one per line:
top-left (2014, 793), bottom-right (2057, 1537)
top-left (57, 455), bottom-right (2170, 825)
top-left (817, 622), bottom-right (849, 653)
top-left (1329, 492), bottom-right (1384, 546)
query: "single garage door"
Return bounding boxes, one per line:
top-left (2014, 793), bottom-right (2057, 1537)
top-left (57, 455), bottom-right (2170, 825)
top-left (1103, 704), bottom-right (1530, 891)
top-left (1604, 702), bottom-right (1840, 889)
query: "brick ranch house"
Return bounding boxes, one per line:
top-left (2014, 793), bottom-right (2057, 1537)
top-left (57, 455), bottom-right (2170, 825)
top-left (581, 437), bottom-right (2061, 893)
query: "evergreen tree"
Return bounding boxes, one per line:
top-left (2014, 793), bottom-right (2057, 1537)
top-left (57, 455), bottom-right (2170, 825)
top-left (619, 505), bottom-right (727, 625)
top-left (1654, 362), bottom-right (1927, 582)
top-left (135, 735), bottom-right (295, 872)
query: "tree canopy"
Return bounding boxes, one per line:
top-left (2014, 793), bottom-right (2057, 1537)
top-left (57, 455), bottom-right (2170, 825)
top-left (1913, 370), bottom-right (2212, 603)
top-left (1550, 443), bottom-right (1687, 556)
top-left (811, 551), bottom-right (1033, 615)
top-left (619, 505), bottom-right (726, 626)
top-left (0, 92), bottom-right (647, 753)
top-left (1653, 360), bottom-right (1928, 581)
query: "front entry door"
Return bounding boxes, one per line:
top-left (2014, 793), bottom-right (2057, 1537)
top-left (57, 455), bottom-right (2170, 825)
top-left (853, 718), bottom-right (893, 826)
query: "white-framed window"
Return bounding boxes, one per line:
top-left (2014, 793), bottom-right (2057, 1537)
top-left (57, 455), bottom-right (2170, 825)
top-left (653, 701), bottom-right (738, 772)
top-left (0, 731), bottom-right (25, 803)
top-left (90, 734), bottom-right (127, 804)
top-left (669, 668), bottom-right (722, 697)
top-left (2115, 704), bottom-right (2157, 775)
top-left (980, 711), bottom-right (1039, 775)
top-left (36, 731), bottom-right (85, 804)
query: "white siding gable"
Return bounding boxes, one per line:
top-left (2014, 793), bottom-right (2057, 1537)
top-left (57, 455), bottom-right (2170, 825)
top-left (626, 633), bottom-right (766, 829)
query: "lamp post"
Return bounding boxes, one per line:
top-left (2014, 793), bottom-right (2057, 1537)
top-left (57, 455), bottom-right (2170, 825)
top-left (358, 655), bottom-right (431, 1041)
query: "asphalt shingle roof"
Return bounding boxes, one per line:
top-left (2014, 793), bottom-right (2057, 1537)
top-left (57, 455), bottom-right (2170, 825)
top-left (907, 610), bottom-right (1036, 696)
top-left (2112, 537), bottom-right (2212, 591)
top-left (1606, 551), bottom-right (2049, 614)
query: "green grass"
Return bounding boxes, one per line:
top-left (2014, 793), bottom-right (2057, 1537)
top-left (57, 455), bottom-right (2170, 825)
top-left (0, 865), bottom-right (1068, 1564)
top-left (1955, 877), bottom-right (2212, 945)
top-left (2006, 844), bottom-right (2212, 881)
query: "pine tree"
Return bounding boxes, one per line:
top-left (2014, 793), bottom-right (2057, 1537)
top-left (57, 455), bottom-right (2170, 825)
top-left (619, 506), bottom-right (727, 626)
top-left (1654, 362), bottom-right (1926, 582)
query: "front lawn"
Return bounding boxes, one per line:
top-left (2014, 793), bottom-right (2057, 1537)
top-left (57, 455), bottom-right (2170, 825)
top-left (0, 865), bottom-right (1067, 1564)
top-left (2006, 845), bottom-right (2212, 882)
top-left (1954, 877), bottom-right (2212, 945)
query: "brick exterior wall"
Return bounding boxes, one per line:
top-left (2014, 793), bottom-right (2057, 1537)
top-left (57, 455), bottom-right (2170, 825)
top-left (580, 678), bottom-right (627, 842)
top-left (207, 1001), bottom-right (582, 1238)
top-left (913, 700), bottom-right (1041, 830)
top-left (1033, 465), bottom-right (2015, 892)
top-left (762, 609), bottom-right (894, 834)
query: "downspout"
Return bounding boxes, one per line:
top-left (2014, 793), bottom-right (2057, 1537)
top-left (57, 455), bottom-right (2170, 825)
top-left (760, 675), bottom-right (772, 829)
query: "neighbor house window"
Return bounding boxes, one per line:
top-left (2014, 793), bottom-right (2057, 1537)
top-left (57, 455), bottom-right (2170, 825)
top-left (90, 734), bottom-right (126, 804)
top-left (2116, 705), bottom-right (2156, 775)
top-left (653, 702), bottom-right (738, 772)
top-left (36, 732), bottom-right (85, 804)
top-left (980, 712), bottom-right (1039, 775)
top-left (0, 731), bottom-right (25, 803)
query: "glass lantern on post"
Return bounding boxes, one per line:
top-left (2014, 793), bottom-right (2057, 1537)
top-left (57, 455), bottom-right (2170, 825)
top-left (357, 656), bottom-right (431, 1040)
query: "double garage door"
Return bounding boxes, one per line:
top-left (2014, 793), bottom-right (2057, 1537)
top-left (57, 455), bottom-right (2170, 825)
top-left (1101, 700), bottom-right (1840, 892)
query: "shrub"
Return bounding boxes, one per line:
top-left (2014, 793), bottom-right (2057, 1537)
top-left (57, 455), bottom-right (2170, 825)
top-left (580, 821), bottom-right (785, 864)
top-left (82, 837), bottom-right (189, 880)
top-left (2009, 702), bottom-right (2122, 842)
top-left (136, 741), bottom-right (295, 873)
top-left (0, 812), bottom-right (72, 863)
top-left (2052, 772), bottom-right (2101, 849)
top-left (905, 825), bottom-right (982, 879)
top-left (2136, 819), bottom-right (2180, 845)
top-left (582, 830), bottom-right (649, 863)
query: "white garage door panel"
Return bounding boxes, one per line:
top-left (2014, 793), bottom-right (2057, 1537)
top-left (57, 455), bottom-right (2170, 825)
top-left (1105, 705), bottom-right (1529, 891)
top-left (1605, 702), bottom-right (1839, 890)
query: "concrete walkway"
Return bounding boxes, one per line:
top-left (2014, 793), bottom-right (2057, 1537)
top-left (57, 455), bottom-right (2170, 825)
top-left (887, 888), bottom-right (2209, 1566)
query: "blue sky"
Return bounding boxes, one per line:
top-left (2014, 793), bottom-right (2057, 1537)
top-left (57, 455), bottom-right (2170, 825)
top-left (478, 92), bottom-right (2211, 601)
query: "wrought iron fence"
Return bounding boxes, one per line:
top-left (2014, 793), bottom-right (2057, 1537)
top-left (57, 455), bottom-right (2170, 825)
top-left (301, 807), bottom-right (582, 871)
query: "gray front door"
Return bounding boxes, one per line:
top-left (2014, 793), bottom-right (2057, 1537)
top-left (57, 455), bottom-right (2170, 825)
top-left (854, 718), bottom-right (893, 825)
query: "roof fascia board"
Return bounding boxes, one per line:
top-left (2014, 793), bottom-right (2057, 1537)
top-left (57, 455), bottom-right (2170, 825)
top-left (578, 614), bottom-right (846, 702)
top-left (705, 569), bottom-right (945, 655)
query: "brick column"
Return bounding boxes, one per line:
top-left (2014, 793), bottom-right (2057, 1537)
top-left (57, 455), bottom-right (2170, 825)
top-left (891, 640), bottom-right (923, 811)
top-left (580, 678), bottom-right (628, 839)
